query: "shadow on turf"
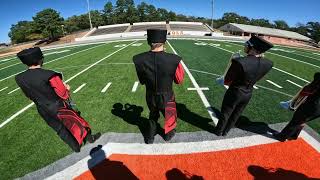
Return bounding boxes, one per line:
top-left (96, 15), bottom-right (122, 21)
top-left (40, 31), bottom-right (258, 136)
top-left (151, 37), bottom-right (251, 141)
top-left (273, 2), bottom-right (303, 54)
top-left (235, 116), bottom-right (278, 138)
top-left (177, 103), bottom-right (216, 133)
top-left (166, 168), bottom-right (204, 180)
top-left (248, 165), bottom-right (319, 180)
top-left (87, 145), bottom-right (138, 180)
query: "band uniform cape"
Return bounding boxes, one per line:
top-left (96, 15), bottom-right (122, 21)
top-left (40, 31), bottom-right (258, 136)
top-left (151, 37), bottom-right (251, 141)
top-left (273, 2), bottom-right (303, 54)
top-left (133, 51), bottom-right (182, 134)
top-left (216, 36), bottom-right (274, 135)
top-left (15, 47), bottom-right (91, 152)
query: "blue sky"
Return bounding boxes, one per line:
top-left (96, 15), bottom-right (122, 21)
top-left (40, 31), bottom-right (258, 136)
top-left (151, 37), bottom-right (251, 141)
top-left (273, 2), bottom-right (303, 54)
top-left (0, 0), bottom-right (319, 43)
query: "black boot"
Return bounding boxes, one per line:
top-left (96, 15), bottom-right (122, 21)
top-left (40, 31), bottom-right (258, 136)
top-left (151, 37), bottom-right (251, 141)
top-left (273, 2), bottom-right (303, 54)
top-left (144, 137), bottom-right (155, 144)
top-left (164, 129), bottom-right (176, 141)
top-left (272, 132), bottom-right (286, 142)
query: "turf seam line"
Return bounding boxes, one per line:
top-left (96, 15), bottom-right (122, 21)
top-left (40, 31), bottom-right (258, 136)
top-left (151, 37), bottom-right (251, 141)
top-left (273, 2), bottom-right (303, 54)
top-left (7, 87), bottom-right (20, 94)
top-left (286, 80), bottom-right (303, 88)
top-left (167, 40), bottom-right (219, 125)
top-left (101, 82), bottom-right (112, 93)
top-left (0, 41), bottom-right (137, 129)
top-left (132, 81), bottom-right (139, 92)
top-left (187, 87), bottom-right (209, 91)
top-left (266, 80), bottom-right (283, 89)
top-left (0, 43), bottom-right (105, 82)
top-left (73, 83), bottom-right (86, 93)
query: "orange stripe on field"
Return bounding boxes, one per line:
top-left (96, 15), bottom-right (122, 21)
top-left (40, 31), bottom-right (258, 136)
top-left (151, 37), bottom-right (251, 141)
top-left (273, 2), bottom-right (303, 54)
top-left (75, 139), bottom-right (320, 180)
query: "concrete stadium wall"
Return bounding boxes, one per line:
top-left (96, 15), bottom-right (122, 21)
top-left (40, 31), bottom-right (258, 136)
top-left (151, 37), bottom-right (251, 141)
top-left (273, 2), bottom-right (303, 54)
top-left (169, 21), bottom-right (203, 25)
top-left (133, 22), bottom-right (166, 25)
top-left (99, 23), bottom-right (130, 29)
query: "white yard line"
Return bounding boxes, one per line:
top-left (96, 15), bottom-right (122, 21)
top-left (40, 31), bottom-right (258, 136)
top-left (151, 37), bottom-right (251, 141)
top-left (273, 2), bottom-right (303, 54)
top-left (0, 57), bottom-right (15, 62)
top-left (7, 87), bottom-right (20, 94)
top-left (0, 41), bottom-right (137, 129)
top-left (131, 81), bottom-right (139, 92)
top-left (0, 86), bottom-right (8, 92)
top-left (0, 43), bottom-right (106, 83)
top-left (253, 85), bottom-right (258, 89)
top-left (256, 85), bottom-right (293, 97)
top-left (292, 52), bottom-right (320, 62)
top-left (187, 87), bottom-right (209, 91)
top-left (167, 41), bottom-right (218, 125)
top-left (286, 80), bottom-right (303, 88)
top-left (73, 83), bottom-right (86, 93)
top-left (272, 67), bottom-right (310, 83)
top-left (266, 80), bottom-right (283, 89)
top-left (101, 82), bottom-right (112, 93)
top-left (0, 62), bottom-right (20, 71)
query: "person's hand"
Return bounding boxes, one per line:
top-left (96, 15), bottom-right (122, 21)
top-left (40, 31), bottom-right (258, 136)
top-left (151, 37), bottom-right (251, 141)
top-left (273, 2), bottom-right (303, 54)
top-left (64, 82), bottom-right (70, 91)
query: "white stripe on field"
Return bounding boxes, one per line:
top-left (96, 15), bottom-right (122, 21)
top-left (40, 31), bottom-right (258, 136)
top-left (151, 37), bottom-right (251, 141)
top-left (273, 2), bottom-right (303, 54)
top-left (0, 41), bottom-right (137, 129)
top-left (101, 82), bottom-right (112, 93)
top-left (132, 81), bottom-right (139, 92)
top-left (7, 87), bottom-right (20, 94)
top-left (266, 80), bottom-right (283, 89)
top-left (0, 43), bottom-right (105, 82)
top-left (168, 41), bottom-right (218, 125)
top-left (0, 62), bottom-right (20, 71)
top-left (0, 57), bottom-right (15, 62)
top-left (187, 87), bottom-right (209, 91)
top-left (286, 80), bottom-right (303, 88)
top-left (73, 83), bottom-right (86, 93)
top-left (253, 85), bottom-right (258, 89)
top-left (0, 87), bottom-right (8, 92)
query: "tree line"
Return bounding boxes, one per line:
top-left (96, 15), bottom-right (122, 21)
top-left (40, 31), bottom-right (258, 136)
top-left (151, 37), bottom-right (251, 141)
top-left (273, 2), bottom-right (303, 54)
top-left (8, 0), bottom-right (320, 44)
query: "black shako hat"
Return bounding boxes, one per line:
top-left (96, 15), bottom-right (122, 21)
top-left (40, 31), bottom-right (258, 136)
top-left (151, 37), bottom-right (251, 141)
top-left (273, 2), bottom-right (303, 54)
top-left (147, 29), bottom-right (167, 44)
top-left (246, 35), bottom-right (273, 53)
top-left (17, 47), bottom-right (43, 66)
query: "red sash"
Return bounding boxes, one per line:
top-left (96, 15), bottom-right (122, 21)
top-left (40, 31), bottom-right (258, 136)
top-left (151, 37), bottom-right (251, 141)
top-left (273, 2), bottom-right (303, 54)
top-left (57, 108), bottom-right (90, 145)
top-left (164, 101), bottom-right (177, 134)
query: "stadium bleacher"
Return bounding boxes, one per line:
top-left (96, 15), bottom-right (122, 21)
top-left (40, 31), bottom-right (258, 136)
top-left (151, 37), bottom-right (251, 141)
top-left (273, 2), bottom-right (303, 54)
top-left (90, 26), bottom-right (128, 36)
top-left (130, 24), bottom-right (167, 32)
top-left (169, 24), bottom-right (210, 32)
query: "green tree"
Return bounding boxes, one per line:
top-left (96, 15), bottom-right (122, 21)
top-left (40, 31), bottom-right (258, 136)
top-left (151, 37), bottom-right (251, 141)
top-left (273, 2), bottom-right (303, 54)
top-left (167, 11), bottom-right (177, 21)
top-left (157, 8), bottom-right (169, 21)
top-left (90, 10), bottom-right (104, 27)
top-left (306, 22), bottom-right (320, 42)
top-left (137, 2), bottom-right (148, 22)
top-left (33, 8), bottom-right (64, 40)
top-left (8, 21), bottom-right (40, 43)
top-left (146, 4), bottom-right (160, 21)
top-left (103, 1), bottom-right (114, 25)
top-left (250, 18), bottom-right (274, 28)
top-left (126, 5), bottom-right (139, 23)
top-left (274, 20), bottom-right (289, 30)
top-left (221, 12), bottom-right (250, 25)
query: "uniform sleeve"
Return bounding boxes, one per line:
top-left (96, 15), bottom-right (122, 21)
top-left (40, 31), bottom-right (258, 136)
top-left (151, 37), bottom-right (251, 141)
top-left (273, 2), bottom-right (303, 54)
top-left (224, 61), bottom-right (242, 85)
top-left (49, 75), bottom-right (69, 100)
top-left (174, 62), bottom-right (184, 84)
top-left (299, 81), bottom-right (319, 96)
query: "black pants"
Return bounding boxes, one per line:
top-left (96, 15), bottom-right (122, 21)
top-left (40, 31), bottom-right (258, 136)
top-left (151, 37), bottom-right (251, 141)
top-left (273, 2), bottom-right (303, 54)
top-left (280, 100), bottom-right (320, 139)
top-left (145, 91), bottom-right (174, 138)
top-left (39, 110), bottom-right (81, 152)
top-left (216, 87), bottom-right (252, 135)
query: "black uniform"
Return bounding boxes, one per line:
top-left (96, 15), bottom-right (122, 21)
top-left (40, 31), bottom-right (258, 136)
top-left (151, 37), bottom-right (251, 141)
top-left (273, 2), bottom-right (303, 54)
top-left (216, 56), bottom-right (273, 135)
top-left (133, 51), bottom-right (181, 139)
top-left (277, 73), bottom-right (320, 140)
top-left (16, 69), bottom-right (81, 152)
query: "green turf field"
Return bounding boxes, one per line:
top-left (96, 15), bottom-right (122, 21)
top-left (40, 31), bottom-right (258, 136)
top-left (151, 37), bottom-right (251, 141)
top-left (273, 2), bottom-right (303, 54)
top-left (0, 39), bottom-right (319, 179)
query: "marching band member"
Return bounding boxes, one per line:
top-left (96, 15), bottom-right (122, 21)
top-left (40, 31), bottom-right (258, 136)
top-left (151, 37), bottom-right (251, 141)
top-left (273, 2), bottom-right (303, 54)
top-left (215, 36), bottom-right (273, 136)
top-left (133, 29), bottom-right (185, 144)
top-left (274, 72), bottom-right (320, 141)
top-left (15, 47), bottom-right (101, 152)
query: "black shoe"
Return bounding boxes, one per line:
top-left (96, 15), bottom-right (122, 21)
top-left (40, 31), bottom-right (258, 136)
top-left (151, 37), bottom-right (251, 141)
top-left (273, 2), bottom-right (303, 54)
top-left (87, 132), bottom-right (101, 143)
top-left (164, 129), bottom-right (176, 141)
top-left (272, 132), bottom-right (286, 142)
top-left (214, 129), bottom-right (223, 136)
top-left (144, 137), bottom-right (154, 144)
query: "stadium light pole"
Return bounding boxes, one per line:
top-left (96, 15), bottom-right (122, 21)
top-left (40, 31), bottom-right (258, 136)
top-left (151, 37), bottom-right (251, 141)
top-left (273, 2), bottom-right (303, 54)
top-left (211, 0), bottom-right (214, 28)
top-left (86, 0), bottom-right (93, 29)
